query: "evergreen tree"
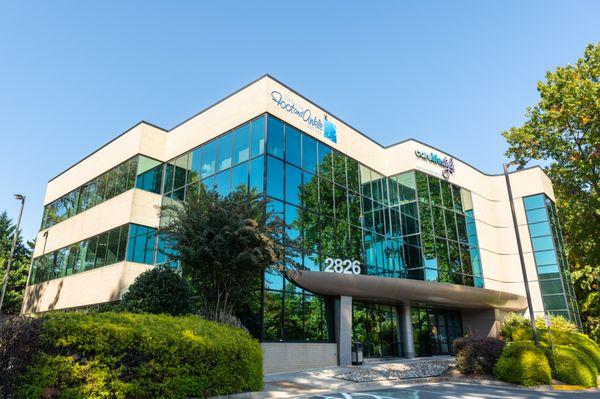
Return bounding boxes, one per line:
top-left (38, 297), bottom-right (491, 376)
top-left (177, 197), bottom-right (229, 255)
top-left (0, 211), bottom-right (32, 315)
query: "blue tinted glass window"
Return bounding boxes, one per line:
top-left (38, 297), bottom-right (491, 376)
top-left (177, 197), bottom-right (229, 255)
top-left (531, 235), bottom-right (555, 251)
top-left (215, 170), bottom-right (231, 197)
top-left (267, 156), bottom-right (284, 200)
top-left (285, 125), bottom-right (302, 167)
top-left (534, 249), bottom-right (558, 266)
top-left (267, 117), bottom-right (284, 158)
top-left (234, 124), bottom-right (250, 164)
top-left (264, 269), bottom-right (284, 290)
top-left (543, 294), bottom-right (567, 310)
top-left (529, 221), bottom-right (551, 238)
top-left (523, 194), bottom-right (545, 210)
top-left (231, 162), bottom-right (248, 191)
top-left (201, 175), bottom-right (215, 191)
top-left (526, 208), bottom-right (548, 224)
top-left (302, 134), bottom-right (318, 173)
top-left (201, 141), bottom-right (216, 177)
top-left (285, 163), bottom-right (302, 206)
top-left (285, 203), bottom-right (300, 241)
top-left (250, 116), bottom-right (265, 157)
top-left (217, 133), bottom-right (233, 171)
top-left (318, 142), bottom-right (332, 178)
top-left (190, 148), bottom-right (202, 181)
top-left (249, 156), bottom-right (264, 194)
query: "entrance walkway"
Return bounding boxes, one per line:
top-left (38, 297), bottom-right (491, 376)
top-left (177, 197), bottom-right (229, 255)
top-left (259, 356), bottom-right (455, 397)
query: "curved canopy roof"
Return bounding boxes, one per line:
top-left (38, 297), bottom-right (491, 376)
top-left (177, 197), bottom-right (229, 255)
top-left (286, 270), bottom-right (527, 312)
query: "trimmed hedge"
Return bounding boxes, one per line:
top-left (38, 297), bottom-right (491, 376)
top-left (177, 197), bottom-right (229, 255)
top-left (552, 331), bottom-right (600, 370)
top-left (493, 341), bottom-right (552, 386)
top-left (1, 312), bottom-right (263, 398)
top-left (548, 345), bottom-right (598, 388)
top-left (453, 337), bottom-right (504, 375)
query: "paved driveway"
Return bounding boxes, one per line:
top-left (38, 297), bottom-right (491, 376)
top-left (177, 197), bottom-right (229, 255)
top-left (304, 382), bottom-right (599, 399)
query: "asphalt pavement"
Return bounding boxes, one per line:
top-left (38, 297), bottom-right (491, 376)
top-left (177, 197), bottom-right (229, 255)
top-left (303, 382), bottom-right (600, 399)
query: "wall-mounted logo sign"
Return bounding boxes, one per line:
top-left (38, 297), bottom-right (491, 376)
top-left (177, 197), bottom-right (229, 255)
top-left (415, 149), bottom-right (455, 179)
top-left (271, 90), bottom-right (337, 144)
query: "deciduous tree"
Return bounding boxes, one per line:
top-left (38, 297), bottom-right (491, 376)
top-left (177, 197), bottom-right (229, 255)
top-left (503, 43), bottom-right (599, 340)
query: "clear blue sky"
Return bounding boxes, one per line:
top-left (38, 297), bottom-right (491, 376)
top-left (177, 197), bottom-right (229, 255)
top-left (1, 1), bottom-right (599, 242)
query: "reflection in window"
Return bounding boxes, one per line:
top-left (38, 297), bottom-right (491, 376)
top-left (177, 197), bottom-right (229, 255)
top-left (41, 155), bottom-right (162, 230)
top-left (524, 194), bottom-right (581, 326)
top-left (30, 224), bottom-right (135, 284)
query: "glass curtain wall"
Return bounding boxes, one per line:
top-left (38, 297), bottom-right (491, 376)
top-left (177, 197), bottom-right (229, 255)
top-left (30, 223), bottom-right (157, 284)
top-left (523, 194), bottom-right (581, 326)
top-left (412, 171), bottom-right (484, 287)
top-left (41, 155), bottom-right (162, 230)
top-left (153, 113), bottom-right (486, 342)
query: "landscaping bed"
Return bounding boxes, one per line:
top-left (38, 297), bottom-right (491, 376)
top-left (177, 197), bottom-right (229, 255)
top-left (0, 312), bottom-right (263, 399)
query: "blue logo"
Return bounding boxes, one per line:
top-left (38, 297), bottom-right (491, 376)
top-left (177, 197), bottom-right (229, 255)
top-left (271, 90), bottom-right (337, 144)
top-left (323, 116), bottom-right (337, 143)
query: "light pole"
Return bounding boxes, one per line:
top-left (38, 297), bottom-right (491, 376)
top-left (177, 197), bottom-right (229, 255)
top-left (503, 163), bottom-right (539, 345)
top-left (0, 194), bottom-right (26, 315)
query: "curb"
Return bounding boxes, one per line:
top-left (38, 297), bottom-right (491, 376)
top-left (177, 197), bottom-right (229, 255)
top-left (211, 376), bottom-right (600, 398)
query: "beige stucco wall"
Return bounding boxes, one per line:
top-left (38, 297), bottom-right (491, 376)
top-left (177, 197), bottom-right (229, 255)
top-left (28, 75), bottom-right (556, 316)
top-left (22, 261), bottom-right (152, 313)
top-left (45, 123), bottom-right (167, 204)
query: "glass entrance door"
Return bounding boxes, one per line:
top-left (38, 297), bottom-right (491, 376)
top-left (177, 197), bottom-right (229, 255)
top-left (412, 307), bottom-right (462, 356)
top-left (352, 302), bottom-right (402, 358)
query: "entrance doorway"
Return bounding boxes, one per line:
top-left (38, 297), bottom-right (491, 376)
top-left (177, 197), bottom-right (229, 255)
top-left (352, 302), bottom-right (402, 358)
top-left (412, 307), bottom-right (462, 357)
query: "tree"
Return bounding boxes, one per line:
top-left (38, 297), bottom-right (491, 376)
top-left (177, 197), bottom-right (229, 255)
top-left (0, 211), bottom-right (32, 315)
top-left (160, 185), bottom-right (287, 322)
top-left (502, 43), bottom-right (599, 340)
top-left (120, 265), bottom-right (193, 316)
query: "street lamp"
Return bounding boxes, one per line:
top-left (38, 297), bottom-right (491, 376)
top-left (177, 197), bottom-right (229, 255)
top-left (0, 194), bottom-right (26, 315)
top-left (503, 163), bottom-right (539, 345)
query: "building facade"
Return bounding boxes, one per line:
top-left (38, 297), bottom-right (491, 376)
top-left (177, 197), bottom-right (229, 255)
top-left (23, 75), bottom-right (580, 373)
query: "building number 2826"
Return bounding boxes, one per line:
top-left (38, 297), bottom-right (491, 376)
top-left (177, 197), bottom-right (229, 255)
top-left (323, 258), bottom-right (361, 275)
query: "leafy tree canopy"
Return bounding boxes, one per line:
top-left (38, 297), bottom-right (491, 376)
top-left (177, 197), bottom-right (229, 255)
top-left (120, 265), bottom-right (193, 316)
top-left (160, 185), bottom-right (287, 322)
top-left (502, 42), bottom-right (599, 340)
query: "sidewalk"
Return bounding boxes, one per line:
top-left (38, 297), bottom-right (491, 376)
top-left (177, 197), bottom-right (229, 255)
top-left (215, 356), bottom-right (600, 398)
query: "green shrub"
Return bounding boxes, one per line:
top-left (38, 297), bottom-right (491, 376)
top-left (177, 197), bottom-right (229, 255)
top-left (553, 331), bottom-right (600, 370)
top-left (453, 337), bottom-right (504, 375)
top-left (493, 341), bottom-right (552, 386)
top-left (120, 266), bottom-right (194, 316)
top-left (535, 315), bottom-right (578, 334)
top-left (501, 313), bottom-right (579, 343)
top-left (0, 316), bottom-right (43, 398)
top-left (500, 312), bottom-right (531, 341)
top-left (11, 312), bottom-right (262, 398)
top-left (548, 345), bottom-right (598, 387)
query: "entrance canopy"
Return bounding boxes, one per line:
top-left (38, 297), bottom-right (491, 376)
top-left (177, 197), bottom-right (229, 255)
top-left (286, 270), bottom-right (527, 312)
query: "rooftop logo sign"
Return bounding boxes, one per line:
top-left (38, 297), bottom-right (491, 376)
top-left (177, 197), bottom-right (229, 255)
top-left (271, 90), bottom-right (337, 144)
top-left (415, 149), bottom-right (455, 179)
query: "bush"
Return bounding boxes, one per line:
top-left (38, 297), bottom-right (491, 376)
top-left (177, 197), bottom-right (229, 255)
top-left (501, 313), bottom-right (579, 342)
top-left (553, 331), bottom-right (600, 370)
top-left (120, 266), bottom-right (194, 316)
top-left (454, 337), bottom-right (505, 375)
top-left (0, 316), bottom-right (43, 398)
top-left (548, 345), bottom-right (598, 387)
top-left (500, 312), bottom-right (531, 341)
top-left (535, 315), bottom-right (578, 334)
top-left (3, 312), bottom-right (262, 398)
top-left (493, 341), bottom-right (552, 386)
